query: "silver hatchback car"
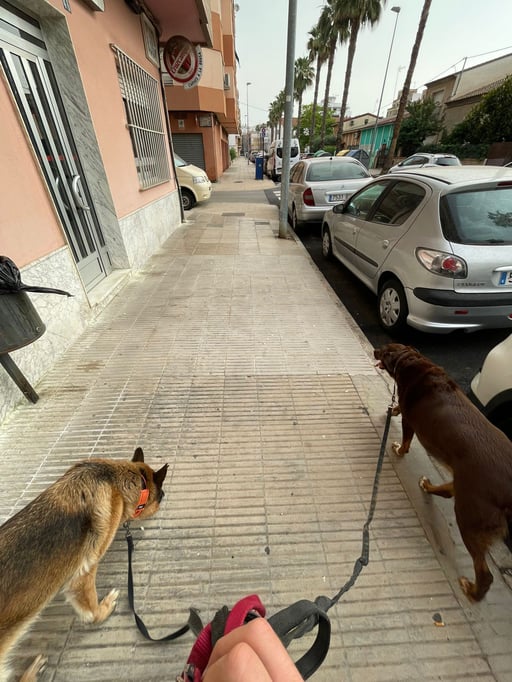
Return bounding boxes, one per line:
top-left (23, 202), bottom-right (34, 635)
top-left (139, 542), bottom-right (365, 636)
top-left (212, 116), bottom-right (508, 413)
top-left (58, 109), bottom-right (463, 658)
top-left (388, 152), bottom-right (461, 173)
top-left (287, 156), bottom-right (372, 231)
top-left (321, 166), bottom-right (512, 334)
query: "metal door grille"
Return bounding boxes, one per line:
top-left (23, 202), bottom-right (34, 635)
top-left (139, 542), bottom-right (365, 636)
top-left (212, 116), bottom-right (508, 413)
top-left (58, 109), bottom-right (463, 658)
top-left (111, 44), bottom-right (170, 189)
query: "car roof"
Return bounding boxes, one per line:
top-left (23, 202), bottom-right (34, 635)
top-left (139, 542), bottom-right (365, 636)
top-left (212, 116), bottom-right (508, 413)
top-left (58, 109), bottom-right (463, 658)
top-left (385, 165), bottom-right (512, 185)
top-left (302, 156), bottom-right (364, 165)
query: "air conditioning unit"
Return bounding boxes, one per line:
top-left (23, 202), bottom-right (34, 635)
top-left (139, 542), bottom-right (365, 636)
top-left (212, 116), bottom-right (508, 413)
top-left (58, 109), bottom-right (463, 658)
top-left (223, 73), bottom-right (231, 90)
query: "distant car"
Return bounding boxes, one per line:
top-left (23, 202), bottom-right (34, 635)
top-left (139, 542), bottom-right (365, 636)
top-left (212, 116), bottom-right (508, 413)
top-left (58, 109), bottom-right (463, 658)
top-left (388, 152), bottom-right (461, 173)
top-left (469, 333), bottom-right (512, 439)
top-left (337, 148), bottom-right (370, 168)
top-left (287, 156), bottom-right (372, 231)
top-left (321, 165), bottom-right (512, 334)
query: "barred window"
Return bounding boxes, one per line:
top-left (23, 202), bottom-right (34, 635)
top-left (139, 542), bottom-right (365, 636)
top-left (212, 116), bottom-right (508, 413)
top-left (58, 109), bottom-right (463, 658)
top-left (111, 44), bottom-right (170, 189)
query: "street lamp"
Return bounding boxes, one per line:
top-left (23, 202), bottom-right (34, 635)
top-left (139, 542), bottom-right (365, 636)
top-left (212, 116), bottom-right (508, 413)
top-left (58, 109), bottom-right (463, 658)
top-left (369, 6), bottom-right (401, 168)
top-left (246, 81), bottom-right (251, 161)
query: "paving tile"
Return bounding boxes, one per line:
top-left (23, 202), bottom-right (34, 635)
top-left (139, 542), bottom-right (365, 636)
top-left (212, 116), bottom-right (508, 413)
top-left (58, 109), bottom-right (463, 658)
top-left (1, 158), bottom-right (512, 681)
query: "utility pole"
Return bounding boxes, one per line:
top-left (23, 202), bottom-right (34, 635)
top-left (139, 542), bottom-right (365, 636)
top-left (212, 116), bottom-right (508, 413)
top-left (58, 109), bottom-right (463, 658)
top-left (278, 0), bottom-right (297, 239)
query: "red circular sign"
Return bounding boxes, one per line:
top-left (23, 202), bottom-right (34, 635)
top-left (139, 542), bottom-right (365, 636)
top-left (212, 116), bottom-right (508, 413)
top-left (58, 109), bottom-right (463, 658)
top-left (163, 35), bottom-right (201, 85)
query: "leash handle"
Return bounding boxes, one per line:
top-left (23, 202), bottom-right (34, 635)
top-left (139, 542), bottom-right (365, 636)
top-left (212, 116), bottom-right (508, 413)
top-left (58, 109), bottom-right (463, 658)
top-left (125, 525), bottom-right (193, 641)
top-left (268, 599), bottom-right (331, 679)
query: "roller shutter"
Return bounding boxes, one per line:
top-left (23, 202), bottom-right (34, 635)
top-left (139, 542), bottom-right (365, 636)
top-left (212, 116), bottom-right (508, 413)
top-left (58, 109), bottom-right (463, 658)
top-left (173, 134), bottom-right (205, 170)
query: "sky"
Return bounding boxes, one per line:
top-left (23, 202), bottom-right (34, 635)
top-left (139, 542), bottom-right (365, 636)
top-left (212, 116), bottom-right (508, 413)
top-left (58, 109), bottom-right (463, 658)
top-left (234, 0), bottom-right (512, 128)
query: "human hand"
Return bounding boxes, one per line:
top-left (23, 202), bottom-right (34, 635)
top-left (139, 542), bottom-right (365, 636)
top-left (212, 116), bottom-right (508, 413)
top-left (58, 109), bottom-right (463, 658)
top-left (202, 617), bottom-right (303, 681)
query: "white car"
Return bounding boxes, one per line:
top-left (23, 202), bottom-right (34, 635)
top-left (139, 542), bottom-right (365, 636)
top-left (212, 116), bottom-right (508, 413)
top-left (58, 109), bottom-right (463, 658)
top-left (321, 165), bottom-right (512, 334)
top-left (389, 153), bottom-right (461, 173)
top-left (469, 333), bottom-right (512, 438)
top-left (287, 156), bottom-right (372, 231)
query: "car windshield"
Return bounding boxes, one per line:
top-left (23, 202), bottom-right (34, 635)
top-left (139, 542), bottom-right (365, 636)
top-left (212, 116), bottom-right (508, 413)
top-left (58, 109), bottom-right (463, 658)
top-left (174, 153), bottom-right (188, 168)
top-left (306, 161), bottom-right (369, 182)
top-left (441, 186), bottom-right (512, 244)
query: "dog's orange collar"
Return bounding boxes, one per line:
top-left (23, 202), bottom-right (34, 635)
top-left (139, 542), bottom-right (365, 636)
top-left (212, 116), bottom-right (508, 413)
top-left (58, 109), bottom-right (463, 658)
top-left (133, 474), bottom-right (149, 518)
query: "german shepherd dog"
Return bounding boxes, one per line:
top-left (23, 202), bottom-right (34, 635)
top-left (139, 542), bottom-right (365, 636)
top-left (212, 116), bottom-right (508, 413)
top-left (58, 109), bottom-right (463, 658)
top-left (0, 448), bottom-right (168, 681)
top-left (374, 343), bottom-right (512, 602)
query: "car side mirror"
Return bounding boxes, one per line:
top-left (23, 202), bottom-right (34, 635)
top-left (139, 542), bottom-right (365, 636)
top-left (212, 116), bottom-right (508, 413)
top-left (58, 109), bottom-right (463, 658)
top-left (333, 202), bottom-right (345, 214)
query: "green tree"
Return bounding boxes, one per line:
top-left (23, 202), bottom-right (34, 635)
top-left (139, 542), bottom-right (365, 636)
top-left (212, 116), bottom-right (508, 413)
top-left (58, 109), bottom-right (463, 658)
top-left (294, 56), bottom-right (315, 143)
top-left (297, 103), bottom-right (337, 151)
top-left (446, 76), bottom-right (512, 145)
top-left (381, 0), bottom-right (432, 172)
top-left (397, 97), bottom-right (444, 156)
top-left (333, 0), bottom-right (385, 153)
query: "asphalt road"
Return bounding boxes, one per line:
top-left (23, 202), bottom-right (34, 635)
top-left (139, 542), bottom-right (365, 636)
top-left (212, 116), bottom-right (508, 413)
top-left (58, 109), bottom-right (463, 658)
top-left (263, 185), bottom-right (510, 393)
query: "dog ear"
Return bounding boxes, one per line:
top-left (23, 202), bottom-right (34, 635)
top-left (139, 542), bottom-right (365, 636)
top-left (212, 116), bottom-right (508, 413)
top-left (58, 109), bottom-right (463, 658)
top-left (153, 463), bottom-right (169, 487)
top-left (132, 447), bottom-right (144, 463)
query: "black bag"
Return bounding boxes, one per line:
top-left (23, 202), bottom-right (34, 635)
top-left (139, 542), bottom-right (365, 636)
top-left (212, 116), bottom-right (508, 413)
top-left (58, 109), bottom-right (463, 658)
top-left (0, 256), bottom-right (71, 296)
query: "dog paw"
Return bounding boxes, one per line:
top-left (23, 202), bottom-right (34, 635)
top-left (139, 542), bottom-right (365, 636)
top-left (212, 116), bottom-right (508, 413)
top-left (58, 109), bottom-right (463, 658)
top-left (419, 476), bottom-right (430, 492)
top-left (459, 576), bottom-right (477, 600)
top-left (20, 654), bottom-right (47, 681)
top-left (391, 441), bottom-right (405, 457)
top-left (95, 588), bottom-right (119, 623)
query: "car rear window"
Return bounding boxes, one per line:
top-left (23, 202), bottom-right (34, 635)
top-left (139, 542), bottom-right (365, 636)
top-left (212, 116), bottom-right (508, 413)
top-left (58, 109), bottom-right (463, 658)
top-left (440, 186), bottom-right (512, 245)
top-left (276, 145), bottom-right (299, 159)
top-left (435, 157), bottom-right (459, 166)
top-left (306, 161), bottom-right (369, 182)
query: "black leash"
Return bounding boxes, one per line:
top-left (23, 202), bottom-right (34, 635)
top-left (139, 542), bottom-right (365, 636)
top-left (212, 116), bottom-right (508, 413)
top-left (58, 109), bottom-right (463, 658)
top-left (124, 523), bottom-right (201, 641)
top-left (265, 403), bottom-right (394, 654)
top-left (124, 402), bottom-right (394, 673)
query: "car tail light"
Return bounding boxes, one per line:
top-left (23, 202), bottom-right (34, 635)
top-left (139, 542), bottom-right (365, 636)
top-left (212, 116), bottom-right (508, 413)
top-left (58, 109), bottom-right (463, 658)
top-left (303, 187), bottom-right (315, 206)
top-left (416, 248), bottom-right (467, 279)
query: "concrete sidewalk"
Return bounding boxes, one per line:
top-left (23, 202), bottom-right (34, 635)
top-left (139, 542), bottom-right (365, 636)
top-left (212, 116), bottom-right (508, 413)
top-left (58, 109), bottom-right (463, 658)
top-left (1, 156), bottom-right (511, 681)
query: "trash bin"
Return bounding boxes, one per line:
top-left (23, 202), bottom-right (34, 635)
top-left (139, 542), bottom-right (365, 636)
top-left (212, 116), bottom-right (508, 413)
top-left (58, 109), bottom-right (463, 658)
top-left (0, 291), bottom-right (46, 354)
top-left (0, 255), bottom-right (71, 403)
top-left (255, 156), bottom-right (264, 180)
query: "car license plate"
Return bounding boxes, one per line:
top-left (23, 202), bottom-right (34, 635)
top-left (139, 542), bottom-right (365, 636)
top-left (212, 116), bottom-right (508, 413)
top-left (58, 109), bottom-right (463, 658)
top-left (499, 271), bottom-right (512, 285)
top-left (328, 193), bottom-right (345, 202)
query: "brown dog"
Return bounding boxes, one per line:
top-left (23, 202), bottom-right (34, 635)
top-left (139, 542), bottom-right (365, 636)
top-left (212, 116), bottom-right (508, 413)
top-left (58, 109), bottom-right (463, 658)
top-left (374, 343), bottom-right (512, 602)
top-left (0, 447), bottom-right (168, 681)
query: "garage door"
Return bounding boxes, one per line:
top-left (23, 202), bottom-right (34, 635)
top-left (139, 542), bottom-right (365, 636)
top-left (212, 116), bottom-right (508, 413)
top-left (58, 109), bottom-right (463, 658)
top-left (173, 134), bottom-right (205, 170)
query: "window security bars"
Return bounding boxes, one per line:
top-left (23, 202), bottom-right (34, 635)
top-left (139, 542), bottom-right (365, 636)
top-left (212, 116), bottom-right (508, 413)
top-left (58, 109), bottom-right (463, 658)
top-left (111, 44), bottom-right (170, 189)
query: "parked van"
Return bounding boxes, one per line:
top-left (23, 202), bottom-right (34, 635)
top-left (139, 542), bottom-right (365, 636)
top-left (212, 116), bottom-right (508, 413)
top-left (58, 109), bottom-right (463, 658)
top-left (266, 138), bottom-right (300, 181)
top-left (174, 153), bottom-right (212, 210)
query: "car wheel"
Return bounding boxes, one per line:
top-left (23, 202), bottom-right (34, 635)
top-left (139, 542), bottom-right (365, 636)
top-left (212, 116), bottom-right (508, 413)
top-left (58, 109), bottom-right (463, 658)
top-left (322, 227), bottom-right (333, 259)
top-left (181, 188), bottom-right (195, 211)
top-left (291, 205), bottom-right (302, 232)
top-left (378, 278), bottom-right (408, 333)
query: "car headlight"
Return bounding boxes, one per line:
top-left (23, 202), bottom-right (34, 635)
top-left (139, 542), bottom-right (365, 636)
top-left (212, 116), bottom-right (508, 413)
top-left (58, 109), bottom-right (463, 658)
top-left (193, 176), bottom-right (208, 184)
top-left (416, 248), bottom-right (467, 278)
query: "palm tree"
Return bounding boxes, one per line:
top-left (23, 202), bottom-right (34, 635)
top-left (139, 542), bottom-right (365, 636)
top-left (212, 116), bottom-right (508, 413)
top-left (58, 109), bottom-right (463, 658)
top-left (268, 99), bottom-right (280, 142)
top-left (307, 24), bottom-right (330, 151)
top-left (381, 0), bottom-right (432, 172)
top-left (334, 0), bottom-right (385, 153)
top-left (269, 90), bottom-right (286, 139)
top-left (294, 56), bottom-right (315, 141)
top-left (317, 1), bottom-right (349, 148)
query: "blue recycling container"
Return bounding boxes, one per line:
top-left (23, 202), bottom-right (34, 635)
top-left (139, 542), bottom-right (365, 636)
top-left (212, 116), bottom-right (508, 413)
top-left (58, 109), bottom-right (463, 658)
top-left (255, 156), bottom-right (264, 180)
